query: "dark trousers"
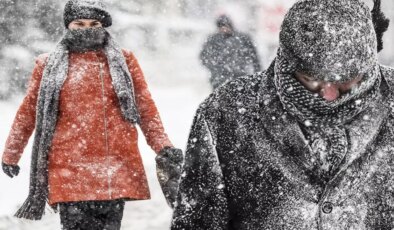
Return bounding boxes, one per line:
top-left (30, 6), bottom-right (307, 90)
top-left (59, 200), bottom-right (125, 230)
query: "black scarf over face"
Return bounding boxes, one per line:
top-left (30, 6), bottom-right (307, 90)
top-left (62, 27), bottom-right (109, 52)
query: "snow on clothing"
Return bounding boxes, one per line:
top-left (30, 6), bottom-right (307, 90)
top-left (10, 34), bottom-right (143, 220)
top-left (171, 64), bottom-right (394, 229)
top-left (275, 50), bottom-right (382, 180)
top-left (2, 49), bottom-right (172, 211)
top-left (173, 0), bottom-right (394, 228)
top-left (199, 31), bottom-right (261, 89)
top-left (63, 0), bottom-right (112, 28)
top-left (279, 0), bottom-right (377, 83)
top-left (275, 0), bottom-right (381, 182)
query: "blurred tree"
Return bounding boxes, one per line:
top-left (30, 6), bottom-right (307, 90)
top-left (0, 0), bottom-right (31, 47)
top-left (0, 0), bottom-right (36, 98)
top-left (109, 0), bottom-right (146, 15)
top-left (33, 0), bottom-right (63, 42)
top-left (180, 0), bottom-right (217, 18)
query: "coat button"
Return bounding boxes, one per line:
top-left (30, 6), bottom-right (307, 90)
top-left (322, 201), bottom-right (333, 214)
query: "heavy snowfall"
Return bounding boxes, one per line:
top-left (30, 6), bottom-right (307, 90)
top-left (1, 0), bottom-right (394, 229)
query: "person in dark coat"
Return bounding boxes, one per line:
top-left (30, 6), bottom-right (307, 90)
top-left (200, 15), bottom-right (261, 89)
top-left (1, 0), bottom-right (183, 229)
top-left (172, 0), bottom-right (393, 229)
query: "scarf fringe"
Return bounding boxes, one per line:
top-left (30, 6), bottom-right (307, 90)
top-left (14, 195), bottom-right (46, 220)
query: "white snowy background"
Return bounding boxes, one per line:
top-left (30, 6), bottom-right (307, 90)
top-left (1, 0), bottom-right (394, 229)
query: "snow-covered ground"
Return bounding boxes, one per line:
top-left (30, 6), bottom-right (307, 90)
top-left (0, 71), bottom-right (211, 229)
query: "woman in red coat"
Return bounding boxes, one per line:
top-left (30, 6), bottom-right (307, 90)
top-left (1, 0), bottom-right (183, 229)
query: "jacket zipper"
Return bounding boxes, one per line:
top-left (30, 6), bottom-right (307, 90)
top-left (98, 63), bottom-right (112, 198)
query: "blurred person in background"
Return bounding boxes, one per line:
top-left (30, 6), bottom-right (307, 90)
top-left (1, 0), bottom-right (183, 229)
top-left (200, 14), bottom-right (262, 90)
top-left (172, 0), bottom-right (394, 229)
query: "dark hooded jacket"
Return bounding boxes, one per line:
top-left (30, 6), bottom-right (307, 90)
top-left (171, 63), bottom-right (394, 229)
top-left (200, 31), bottom-right (261, 89)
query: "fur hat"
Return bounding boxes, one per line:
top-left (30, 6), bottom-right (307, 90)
top-left (279, 0), bottom-right (378, 82)
top-left (64, 0), bottom-right (112, 28)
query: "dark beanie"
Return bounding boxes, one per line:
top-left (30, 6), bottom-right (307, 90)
top-left (64, 0), bottom-right (112, 28)
top-left (279, 0), bottom-right (377, 82)
top-left (216, 15), bottom-right (233, 29)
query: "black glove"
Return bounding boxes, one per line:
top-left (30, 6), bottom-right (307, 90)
top-left (2, 162), bottom-right (20, 178)
top-left (156, 147), bottom-right (183, 208)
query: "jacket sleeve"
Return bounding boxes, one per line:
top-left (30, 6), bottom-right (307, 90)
top-left (199, 37), bottom-right (217, 72)
top-left (244, 35), bottom-right (261, 72)
top-left (123, 50), bottom-right (173, 154)
top-left (2, 54), bottom-right (47, 165)
top-left (171, 107), bottom-right (229, 230)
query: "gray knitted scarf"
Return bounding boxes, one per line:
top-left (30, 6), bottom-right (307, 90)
top-left (15, 34), bottom-right (140, 220)
top-left (274, 48), bottom-right (382, 180)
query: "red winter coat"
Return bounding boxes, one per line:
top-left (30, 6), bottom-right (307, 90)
top-left (2, 50), bottom-right (173, 205)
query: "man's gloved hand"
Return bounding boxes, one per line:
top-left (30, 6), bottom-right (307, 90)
top-left (2, 162), bottom-right (20, 178)
top-left (156, 147), bottom-right (184, 208)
